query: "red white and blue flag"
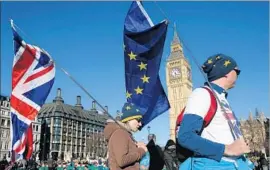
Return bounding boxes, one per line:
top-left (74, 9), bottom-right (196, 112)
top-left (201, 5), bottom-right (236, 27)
top-left (10, 20), bottom-right (55, 160)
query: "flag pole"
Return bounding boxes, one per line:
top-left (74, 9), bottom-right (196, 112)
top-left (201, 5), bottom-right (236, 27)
top-left (10, 19), bottom-right (131, 141)
top-left (10, 20), bottom-right (116, 121)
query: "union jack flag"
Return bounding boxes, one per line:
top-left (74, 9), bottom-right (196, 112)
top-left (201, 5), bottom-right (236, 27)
top-left (10, 20), bottom-right (55, 160)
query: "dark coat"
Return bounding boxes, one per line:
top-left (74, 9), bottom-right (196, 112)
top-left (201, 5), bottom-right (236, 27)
top-left (147, 139), bottom-right (164, 170)
top-left (259, 156), bottom-right (268, 166)
top-left (163, 140), bottom-right (179, 170)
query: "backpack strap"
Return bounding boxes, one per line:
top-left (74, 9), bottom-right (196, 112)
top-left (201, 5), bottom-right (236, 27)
top-left (202, 87), bottom-right (217, 127)
top-left (175, 87), bottom-right (218, 133)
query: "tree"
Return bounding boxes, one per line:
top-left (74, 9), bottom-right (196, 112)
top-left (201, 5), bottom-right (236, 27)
top-left (39, 120), bottom-right (50, 161)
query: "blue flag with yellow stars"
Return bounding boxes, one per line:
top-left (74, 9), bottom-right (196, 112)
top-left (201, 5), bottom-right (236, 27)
top-left (123, 1), bottom-right (170, 126)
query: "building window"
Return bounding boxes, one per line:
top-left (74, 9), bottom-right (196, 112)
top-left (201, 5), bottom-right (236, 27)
top-left (62, 144), bottom-right (66, 151)
top-left (73, 129), bottom-right (76, 136)
top-left (77, 131), bottom-right (81, 137)
top-left (63, 119), bottom-right (67, 125)
top-left (52, 144), bottom-right (59, 150)
top-left (52, 135), bottom-right (61, 142)
top-left (82, 146), bottom-right (85, 153)
top-left (7, 120), bottom-right (10, 127)
top-left (36, 125), bottom-right (38, 132)
top-left (72, 137), bottom-right (76, 144)
top-left (46, 118), bottom-right (51, 125)
top-left (72, 145), bottom-right (75, 152)
top-left (1, 119), bottom-right (5, 126)
top-left (54, 117), bottom-right (61, 126)
top-left (5, 142), bottom-right (9, 150)
top-left (53, 127), bottom-right (61, 134)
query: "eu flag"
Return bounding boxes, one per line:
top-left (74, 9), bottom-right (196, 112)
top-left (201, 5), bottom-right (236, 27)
top-left (123, 1), bottom-right (170, 126)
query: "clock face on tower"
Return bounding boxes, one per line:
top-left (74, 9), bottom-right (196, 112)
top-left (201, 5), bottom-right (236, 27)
top-left (170, 67), bottom-right (181, 78)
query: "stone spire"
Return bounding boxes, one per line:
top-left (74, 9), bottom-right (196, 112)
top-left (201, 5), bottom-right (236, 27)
top-left (248, 110), bottom-right (253, 121)
top-left (256, 108), bottom-right (265, 123)
top-left (172, 22), bottom-right (181, 45)
top-left (169, 22), bottom-right (184, 58)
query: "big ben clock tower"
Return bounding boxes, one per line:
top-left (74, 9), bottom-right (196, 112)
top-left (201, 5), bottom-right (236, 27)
top-left (166, 23), bottom-right (193, 140)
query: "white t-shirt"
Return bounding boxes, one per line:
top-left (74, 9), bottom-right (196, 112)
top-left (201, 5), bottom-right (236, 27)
top-left (184, 86), bottom-right (242, 145)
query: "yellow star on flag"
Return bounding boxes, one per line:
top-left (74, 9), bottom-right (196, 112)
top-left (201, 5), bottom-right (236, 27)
top-left (134, 86), bottom-right (143, 95)
top-left (126, 106), bottom-right (131, 110)
top-left (216, 56), bottom-right (221, 60)
top-left (207, 59), bottom-right (213, 64)
top-left (141, 75), bottom-right (150, 83)
top-left (128, 51), bottom-right (137, 60)
top-left (126, 91), bottom-right (132, 99)
top-left (224, 60), bottom-right (231, 67)
top-left (138, 62), bottom-right (147, 70)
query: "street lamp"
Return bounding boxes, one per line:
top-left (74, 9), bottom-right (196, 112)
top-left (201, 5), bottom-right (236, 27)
top-left (147, 126), bottom-right (150, 135)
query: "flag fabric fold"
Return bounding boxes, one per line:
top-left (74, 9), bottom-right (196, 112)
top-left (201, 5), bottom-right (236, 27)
top-left (123, 1), bottom-right (170, 126)
top-left (10, 20), bottom-right (55, 160)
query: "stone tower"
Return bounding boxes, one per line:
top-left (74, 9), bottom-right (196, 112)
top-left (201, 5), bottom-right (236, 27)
top-left (166, 23), bottom-right (193, 140)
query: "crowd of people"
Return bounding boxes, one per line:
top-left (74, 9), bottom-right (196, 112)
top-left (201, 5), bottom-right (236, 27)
top-left (0, 158), bottom-right (109, 170)
top-left (0, 139), bottom-right (269, 170)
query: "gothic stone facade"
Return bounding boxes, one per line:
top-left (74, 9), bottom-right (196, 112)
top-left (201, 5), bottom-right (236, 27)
top-left (240, 111), bottom-right (268, 154)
